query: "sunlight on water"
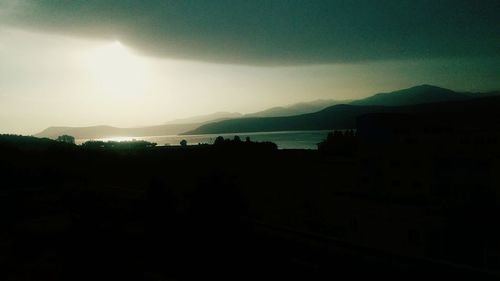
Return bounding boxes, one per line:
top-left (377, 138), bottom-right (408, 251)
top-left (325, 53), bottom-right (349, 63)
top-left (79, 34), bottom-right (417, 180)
top-left (76, 130), bottom-right (332, 150)
top-left (93, 136), bottom-right (141, 142)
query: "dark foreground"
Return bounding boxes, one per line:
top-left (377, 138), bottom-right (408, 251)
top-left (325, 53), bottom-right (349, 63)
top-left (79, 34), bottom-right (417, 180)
top-left (1, 127), bottom-right (499, 280)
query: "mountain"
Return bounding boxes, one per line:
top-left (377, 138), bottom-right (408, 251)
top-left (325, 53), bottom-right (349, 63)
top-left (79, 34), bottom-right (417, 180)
top-left (164, 111), bottom-right (242, 124)
top-left (246, 99), bottom-right (350, 117)
top-left (184, 96), bottom-right (500, 135)
top-left (37, 111), bottom-right (244, 139)
top-left (34, 101), bottom-right (346, 139)
top-left (164, 100), bottom-right (349, 124)
top-left (36, 123), bottom-right (200, 140)
top-left (349, 84), bottom-right (494, 106)
top-left (184, 105), bottom-right (382, 134)
top-left (37, 85), bottom-right (499, 139)
top-left (185, 85), bottom-right (500, 135)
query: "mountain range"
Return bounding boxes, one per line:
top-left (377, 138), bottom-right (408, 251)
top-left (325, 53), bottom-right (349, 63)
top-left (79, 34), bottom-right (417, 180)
top-left (36, 99), bottom-right (348, 139)
top-left (246, 99), bottom-right (348, 118)
top-left (185, 94), bottom-right (500, 135)
top-left (36, 123), bottom-right (201, 140)
top-left (185, 85), bottom-right (500, 134)
top-left (36, 85), bottom-right (499, 139)
top-left (164, 112), bottom-right (243, 125)
top-left (350, 84), bottom-right (495, 106)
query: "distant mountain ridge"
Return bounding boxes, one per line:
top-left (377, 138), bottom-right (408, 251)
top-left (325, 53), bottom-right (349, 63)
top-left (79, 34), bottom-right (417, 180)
top-left (36, 123), bottom-right (200, 139)
top-left (246, 99), bottom-right (349, 117)
top-left (185, 85), bottom-right (500, 135)
top-left (35, 100), bottom-right (349, 139)
top-left (350, 84), bottom-right (484, 106)
top-left (36, 85), bottom-right (500, 139)
top-left (164, 112), bottom-right (243, 124)
top-left (185, 96), bottom-right (500, 135)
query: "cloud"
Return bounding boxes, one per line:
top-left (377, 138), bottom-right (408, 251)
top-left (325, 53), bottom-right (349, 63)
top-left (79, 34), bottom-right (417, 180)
top-left (3, 0), bottom-right (500, 65)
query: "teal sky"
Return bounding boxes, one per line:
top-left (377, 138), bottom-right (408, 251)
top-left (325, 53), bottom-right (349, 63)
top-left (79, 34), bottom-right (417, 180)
top-left (0, 1), bottom-right (499, 134)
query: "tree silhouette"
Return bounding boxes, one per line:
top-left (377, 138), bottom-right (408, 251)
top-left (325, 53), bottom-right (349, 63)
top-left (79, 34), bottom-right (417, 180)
top-left (214, 136), bottom-right (225, 145)
top-left (180, 139), bottom-right (187, 146)
top-left (56, 134), bottom-right (75, 144)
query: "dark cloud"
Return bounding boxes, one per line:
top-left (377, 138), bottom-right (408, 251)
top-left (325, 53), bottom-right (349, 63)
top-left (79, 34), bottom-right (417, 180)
top-left (7, 0), bottom-right (500, 65)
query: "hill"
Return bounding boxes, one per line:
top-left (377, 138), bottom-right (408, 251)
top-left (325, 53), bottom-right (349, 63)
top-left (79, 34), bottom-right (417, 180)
top-left (184, 96), bottom-right (500, 135)
top-left (33, 100), bottom-right (348, 139)
top-left (37, 85), bottom-right (499, 139)
top-left (246, 99), bottom-right (349, 117)
top-left (35, 123), bottom-right (200, 139)
top-left (164, 111), bottom-right (243, 124)
top-left (350, 84), bottom-right (497, 106)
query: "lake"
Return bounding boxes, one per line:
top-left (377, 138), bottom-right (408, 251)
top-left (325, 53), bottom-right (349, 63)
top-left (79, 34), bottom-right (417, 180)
top-left (76, 130), bottom-right (332, 150)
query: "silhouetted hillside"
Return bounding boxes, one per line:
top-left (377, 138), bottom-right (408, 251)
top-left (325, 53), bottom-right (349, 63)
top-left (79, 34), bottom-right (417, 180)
top-left (36, 85), bottom-right (499, 139)
top-left (36, 100), bottom-right (347, 139)
top-left (35, 123), bottom-right (200, 139)
top-left (350, 84), bottom-right (498, 106)
top-left (184, 104), bottom-right (382, 134)
top-left (246, 99), bottom-right (349, 117)
top-left (185, 96), bottom-right (500, 134)
top-left (164, 111), bottom-right (243, 124)
top-left (0, 134), bottom-right (73, 151)
top-left (36, 112), bottom-right (245, 140)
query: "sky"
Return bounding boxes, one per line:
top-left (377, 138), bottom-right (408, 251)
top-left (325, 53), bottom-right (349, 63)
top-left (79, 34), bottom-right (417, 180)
top-left (0, 0), bottom-right (499, 134)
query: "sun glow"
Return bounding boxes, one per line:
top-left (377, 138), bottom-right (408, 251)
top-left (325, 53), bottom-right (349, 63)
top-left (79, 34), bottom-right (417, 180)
top-left (81, 41), bottom-right (150, 97)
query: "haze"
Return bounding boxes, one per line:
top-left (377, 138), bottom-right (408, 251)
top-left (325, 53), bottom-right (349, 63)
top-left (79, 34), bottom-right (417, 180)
top-left (0, 1), bottom-right (499, 134)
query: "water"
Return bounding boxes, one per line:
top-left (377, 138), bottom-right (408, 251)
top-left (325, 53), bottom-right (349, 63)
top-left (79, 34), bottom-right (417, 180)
top-left (76, 130), bottom-right (331, 150)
